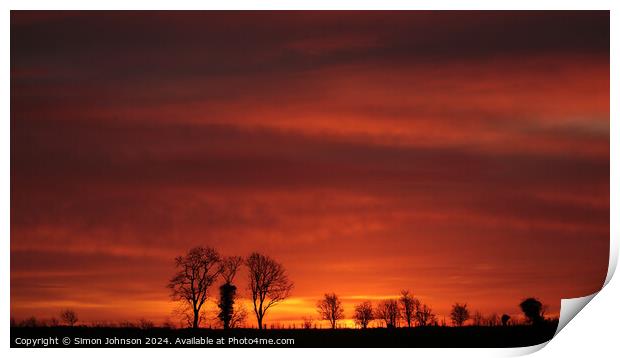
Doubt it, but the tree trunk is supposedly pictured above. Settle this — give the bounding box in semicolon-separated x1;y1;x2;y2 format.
257;315;263;330
193;309;199;329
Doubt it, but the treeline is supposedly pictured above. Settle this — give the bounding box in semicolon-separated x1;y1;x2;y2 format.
11;309;79;328
168;245;553;330
314;291;553;329
10;308;176;329
10;313;171;330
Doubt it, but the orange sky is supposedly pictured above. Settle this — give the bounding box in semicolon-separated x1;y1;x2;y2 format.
11;11;609;327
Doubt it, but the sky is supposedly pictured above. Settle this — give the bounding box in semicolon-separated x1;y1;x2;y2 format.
11;11;609;327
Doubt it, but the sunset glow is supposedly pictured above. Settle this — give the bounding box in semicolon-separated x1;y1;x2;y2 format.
11;11;609;328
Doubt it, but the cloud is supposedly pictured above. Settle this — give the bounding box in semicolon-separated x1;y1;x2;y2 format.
10;11;609;324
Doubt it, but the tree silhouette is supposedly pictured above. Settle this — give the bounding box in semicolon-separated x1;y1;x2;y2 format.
414;303;436;327
138;318;154;330
246;252;293;329
168;246;222;328
519;297;545;325
317;293;345;329
376;299;400;328
302;316;314;329
450;303;470;327
399;290;419;328
353;301;374;329
60;309;78;327
217;256;243;329
501;313;511;326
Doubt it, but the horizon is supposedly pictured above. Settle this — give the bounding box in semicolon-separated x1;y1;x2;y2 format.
10;291;560;329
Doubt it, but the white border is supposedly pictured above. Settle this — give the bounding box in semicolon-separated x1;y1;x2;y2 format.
3;1;617;357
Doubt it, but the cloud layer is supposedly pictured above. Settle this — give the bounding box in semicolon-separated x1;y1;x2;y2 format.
11;11;609;325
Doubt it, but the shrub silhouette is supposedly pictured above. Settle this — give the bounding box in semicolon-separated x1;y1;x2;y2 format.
519;297;545;325
138;318;154;330
487;313;500;326
60;309;78;327
228;303;248;328
302;316;314;329
501;314;511;326
20;316;39;328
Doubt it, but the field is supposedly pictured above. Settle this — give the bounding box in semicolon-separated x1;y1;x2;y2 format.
11;323;558;348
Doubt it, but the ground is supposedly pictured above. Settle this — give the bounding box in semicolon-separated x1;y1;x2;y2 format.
11;323;558;348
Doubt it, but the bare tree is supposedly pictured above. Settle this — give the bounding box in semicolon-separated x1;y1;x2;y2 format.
353;301;374;329
168;246;222;328
376;299;400;328
316;293;345;329
220;255;243;284
450;303;470;327
246;252;294;329
218;256;243;329
60;309;78;327
399;290;419;328
414;303;436;327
